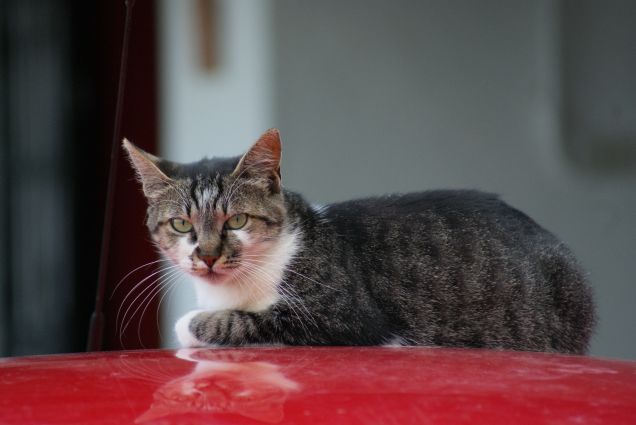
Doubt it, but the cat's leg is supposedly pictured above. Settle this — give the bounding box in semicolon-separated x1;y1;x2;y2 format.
175;309;284;347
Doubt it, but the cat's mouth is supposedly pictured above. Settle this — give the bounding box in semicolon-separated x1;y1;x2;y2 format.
191;266;233;282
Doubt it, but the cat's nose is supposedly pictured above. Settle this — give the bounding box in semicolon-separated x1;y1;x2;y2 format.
199;255;219;268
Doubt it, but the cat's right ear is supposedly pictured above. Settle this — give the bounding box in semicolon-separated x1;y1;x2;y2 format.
122;138;172;199
232;129;282;194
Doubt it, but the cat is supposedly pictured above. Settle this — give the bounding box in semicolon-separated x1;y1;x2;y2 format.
123;129;595;354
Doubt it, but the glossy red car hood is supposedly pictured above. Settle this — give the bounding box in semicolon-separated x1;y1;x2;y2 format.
0;347;634;424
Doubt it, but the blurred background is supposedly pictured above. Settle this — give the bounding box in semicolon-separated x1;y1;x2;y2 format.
1;0;634;359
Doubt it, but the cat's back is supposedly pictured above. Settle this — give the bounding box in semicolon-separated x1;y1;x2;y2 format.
316;189;572;272
322;189;545;242
326;189;503;214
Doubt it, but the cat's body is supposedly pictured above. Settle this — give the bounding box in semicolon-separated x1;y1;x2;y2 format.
124;129;595;354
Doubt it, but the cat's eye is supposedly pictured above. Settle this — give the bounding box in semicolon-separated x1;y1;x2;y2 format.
170;218;193;233
226;213;248;230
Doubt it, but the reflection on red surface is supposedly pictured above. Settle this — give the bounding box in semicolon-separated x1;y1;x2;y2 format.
136;349;298;424
0;347;635;424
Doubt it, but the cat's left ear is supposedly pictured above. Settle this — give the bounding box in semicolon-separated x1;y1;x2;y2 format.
122;138;173;199
232;128;282;194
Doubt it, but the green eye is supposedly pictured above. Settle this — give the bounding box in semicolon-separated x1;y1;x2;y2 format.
226;213;248;230
170;218;193;233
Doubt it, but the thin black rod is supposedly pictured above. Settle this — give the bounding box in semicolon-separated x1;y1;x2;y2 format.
87;0;136;352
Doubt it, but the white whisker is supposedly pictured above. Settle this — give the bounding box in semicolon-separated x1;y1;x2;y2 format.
110;258;170;299
243;257;343;293
115;264;181;335
154;274;186;345
118;267;182;342
115;264;181;331
136;270;185;348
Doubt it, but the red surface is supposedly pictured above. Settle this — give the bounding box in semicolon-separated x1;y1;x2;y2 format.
0;347;634;424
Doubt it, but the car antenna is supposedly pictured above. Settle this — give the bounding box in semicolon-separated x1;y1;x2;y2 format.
87;0;137;351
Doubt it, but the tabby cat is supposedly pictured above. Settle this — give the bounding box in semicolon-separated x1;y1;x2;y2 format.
123;129;595;353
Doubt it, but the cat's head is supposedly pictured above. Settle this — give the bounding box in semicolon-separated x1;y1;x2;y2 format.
123;129;291;287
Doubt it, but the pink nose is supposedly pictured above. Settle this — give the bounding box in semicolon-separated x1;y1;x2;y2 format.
199;255;218;268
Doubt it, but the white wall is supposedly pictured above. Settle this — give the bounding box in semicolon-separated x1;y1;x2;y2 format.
274;0;636;359
157;0;636;359
158;0;273;346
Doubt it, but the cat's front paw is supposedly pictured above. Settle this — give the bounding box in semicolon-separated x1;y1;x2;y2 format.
175;310;207;348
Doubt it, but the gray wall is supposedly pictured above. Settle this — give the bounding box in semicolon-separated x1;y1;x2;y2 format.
274;0;636;359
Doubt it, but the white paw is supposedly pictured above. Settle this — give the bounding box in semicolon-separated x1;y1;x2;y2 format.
175;310;207;348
